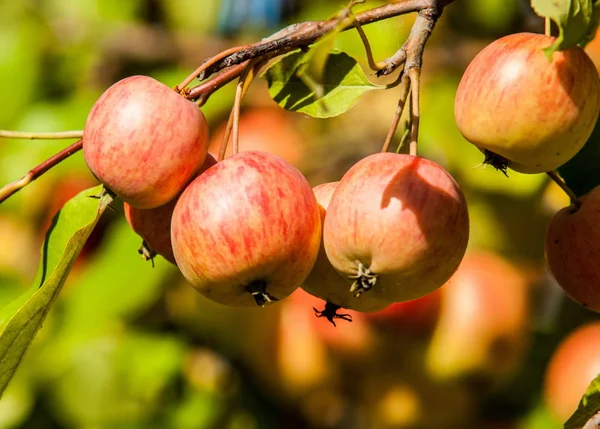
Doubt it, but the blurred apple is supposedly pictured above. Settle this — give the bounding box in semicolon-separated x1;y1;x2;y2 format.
426;251;531;383
544;322;600;422
365;288;442;336
208;106;306;167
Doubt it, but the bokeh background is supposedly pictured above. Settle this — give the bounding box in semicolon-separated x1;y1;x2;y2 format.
0;0;599;428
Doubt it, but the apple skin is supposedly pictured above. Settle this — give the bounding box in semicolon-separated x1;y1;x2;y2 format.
544;322;600;422
302;181;391;313
545;185;600;312
83;75;209;209
171;151;321;307
208;107;306;167
323;153;469;303
426;251;530;382
124;154;217;265
455;32;600;174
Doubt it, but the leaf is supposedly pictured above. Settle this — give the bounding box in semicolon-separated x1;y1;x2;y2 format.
262;49;382;118
0;185;113;397
531;0;600;54
558;116;600;197
565;374;600;428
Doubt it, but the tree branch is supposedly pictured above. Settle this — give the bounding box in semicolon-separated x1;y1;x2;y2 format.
188;0;456;101
0;140;84;204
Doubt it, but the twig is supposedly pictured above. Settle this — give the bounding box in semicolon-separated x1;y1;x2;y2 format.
381;73;410;153
547;170;582;211
0;130;83;140
187;0;455;101
0;140;84;204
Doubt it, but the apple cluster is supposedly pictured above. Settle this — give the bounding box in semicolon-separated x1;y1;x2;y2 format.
455;32;600;313
82;75;470;316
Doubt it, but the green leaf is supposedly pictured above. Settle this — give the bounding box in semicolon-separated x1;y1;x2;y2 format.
262;49;381;118
565;374;600;428
0;185;112;397
531;0;600;54
558;116;600;197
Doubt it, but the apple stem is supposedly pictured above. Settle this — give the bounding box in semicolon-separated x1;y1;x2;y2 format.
186;0;454;104
0;130;83;140
0;139;83;204
381;73;411;153
313;302;353;327
547;170;582;211
408;67;421;156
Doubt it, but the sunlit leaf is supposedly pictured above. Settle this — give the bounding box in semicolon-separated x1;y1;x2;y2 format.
531;0;600;54
262;49;382;118
0;185;112;397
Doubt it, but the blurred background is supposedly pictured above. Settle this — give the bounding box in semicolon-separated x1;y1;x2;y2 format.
0;0;599;428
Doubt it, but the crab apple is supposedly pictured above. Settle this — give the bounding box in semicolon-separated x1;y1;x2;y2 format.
544;322;600;422
83;75;209;209
171;151;321;307
323;153;469;303
365;288;442;336
545;185;600;311
426;252;530;382
124;154;217;265
455;32;600;174
302;181;391;315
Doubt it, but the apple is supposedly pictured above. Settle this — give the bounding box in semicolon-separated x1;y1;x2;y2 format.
455;32;600;174
426;251;530;382
545;185;600;312
365;288;442;336
544;322;600;422
208;106;306;167
323;153;469;303
83;75;209;209
123;154;217;265
170;151;321;307
302;181;391;315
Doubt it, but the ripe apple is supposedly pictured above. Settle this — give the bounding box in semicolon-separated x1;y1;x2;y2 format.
208;106;306;166
544;322;600;422
83;75;209;209
302;181;391;314
455;32;600;174
323;153;469;303
365;288;442;336
426;251;530;382
123;154;217;265
545;185;600;312
171;151;321;307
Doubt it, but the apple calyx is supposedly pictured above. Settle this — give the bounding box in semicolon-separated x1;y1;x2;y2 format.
137;240;157;267
313;301;353;327
246;279;280;307
482;150;509;177
348;260;378;296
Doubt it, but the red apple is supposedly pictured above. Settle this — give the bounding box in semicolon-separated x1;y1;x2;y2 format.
302;181;391;314
170;151;321;307
323;153;469;303
208;107;306;167
455;33;600;173
545;185;600;312
365;288;442;336
83;75;209;209
123;154;217;265
544;322;600;422
426;251;530;382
